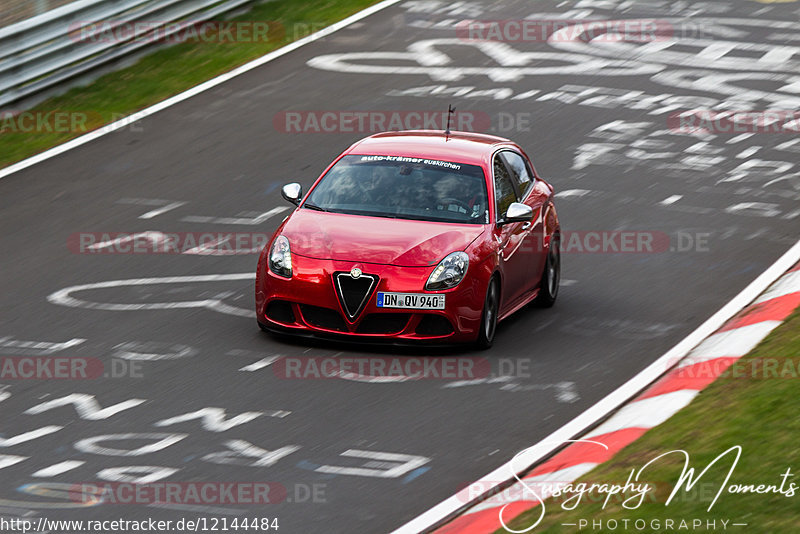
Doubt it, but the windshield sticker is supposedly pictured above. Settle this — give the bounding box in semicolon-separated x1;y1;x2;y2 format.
359;155;462;171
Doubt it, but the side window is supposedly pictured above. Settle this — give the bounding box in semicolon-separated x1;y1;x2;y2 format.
493;155;517;219
501;151;533;197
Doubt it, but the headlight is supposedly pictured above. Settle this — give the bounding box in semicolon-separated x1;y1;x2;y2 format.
269;235;292;278
426;251;469;290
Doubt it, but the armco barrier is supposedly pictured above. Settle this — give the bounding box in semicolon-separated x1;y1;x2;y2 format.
0;0;257;107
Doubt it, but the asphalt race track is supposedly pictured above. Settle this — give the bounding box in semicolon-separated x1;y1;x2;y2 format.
1;0;799;532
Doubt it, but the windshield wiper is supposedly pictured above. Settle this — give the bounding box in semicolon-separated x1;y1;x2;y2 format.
303;202;328;212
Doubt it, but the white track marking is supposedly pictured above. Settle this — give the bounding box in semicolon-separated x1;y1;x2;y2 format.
74;433;188;457
117;198;172;206
97;466;178;484
316;450;430;478
754;270;800;303
555;189;593;198
139;201;186;219
308;39;663;82
0;455;27;470
239;356;281;372
47;273;254;316
0;337;85;355
784;210;800;220
443;376;515;388
584;390;699;439
390;238;800;534
25;394;146;420
727;133;754;144
181;207;288;225
32;461;85;478
0;426;63;447
0;0;406;181
736;146;761;159
659;195;682;206
155;408;267;432
202;440;301;468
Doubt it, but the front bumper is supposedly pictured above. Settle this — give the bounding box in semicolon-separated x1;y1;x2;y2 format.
255;254;485;343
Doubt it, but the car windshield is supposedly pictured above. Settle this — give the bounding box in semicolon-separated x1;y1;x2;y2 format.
304;155;489;224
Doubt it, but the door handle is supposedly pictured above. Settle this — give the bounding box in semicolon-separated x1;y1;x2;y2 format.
522;222;532;231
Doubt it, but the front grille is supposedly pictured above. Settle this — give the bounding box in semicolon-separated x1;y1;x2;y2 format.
334;272;378;320
299;304;348;332
266;300;296;324
415;315;455;337
356;313;411;334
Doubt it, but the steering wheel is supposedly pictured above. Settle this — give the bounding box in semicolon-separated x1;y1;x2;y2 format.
438;197;471;213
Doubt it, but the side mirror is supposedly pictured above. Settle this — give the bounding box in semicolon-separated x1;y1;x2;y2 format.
281;183;302;206
501;202;533;225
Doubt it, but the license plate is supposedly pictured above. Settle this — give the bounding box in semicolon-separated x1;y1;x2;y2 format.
376;292;445;310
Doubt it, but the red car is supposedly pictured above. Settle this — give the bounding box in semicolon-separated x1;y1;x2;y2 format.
255;130;560;348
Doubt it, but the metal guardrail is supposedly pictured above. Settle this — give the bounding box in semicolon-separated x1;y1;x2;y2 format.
0;0;256;108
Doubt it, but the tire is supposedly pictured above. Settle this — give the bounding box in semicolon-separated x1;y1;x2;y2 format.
476;277;500;349
534;234;560;308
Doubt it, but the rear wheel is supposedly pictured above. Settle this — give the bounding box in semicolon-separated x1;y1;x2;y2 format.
535;235;560;308
476;277;500;349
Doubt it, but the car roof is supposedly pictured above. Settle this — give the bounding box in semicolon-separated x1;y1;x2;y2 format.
344;130;516;166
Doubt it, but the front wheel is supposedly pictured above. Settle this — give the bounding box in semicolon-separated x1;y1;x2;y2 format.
534;235;560;308
476;277;500;349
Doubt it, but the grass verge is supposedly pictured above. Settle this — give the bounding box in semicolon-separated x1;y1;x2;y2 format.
0;0;380;169
499;308;800;533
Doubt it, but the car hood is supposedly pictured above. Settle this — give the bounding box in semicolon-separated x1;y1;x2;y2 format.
282;209;485;267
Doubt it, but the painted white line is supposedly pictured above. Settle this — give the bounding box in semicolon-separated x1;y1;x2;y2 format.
239;356;281;372
555;189;593;198
735;146;761;159
0;455;27;470
47;273;255;316
0;426;63;447
584;390;699;439
139;201;186;219
677;321;783;368
726;133;754;144
659;195;682;206
443;376;515;388
390;238;800;534
0;337;85;355
117;198;172;206
32;461;85;478
0;0;405;181
754;270;800;304
181;207;289;225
